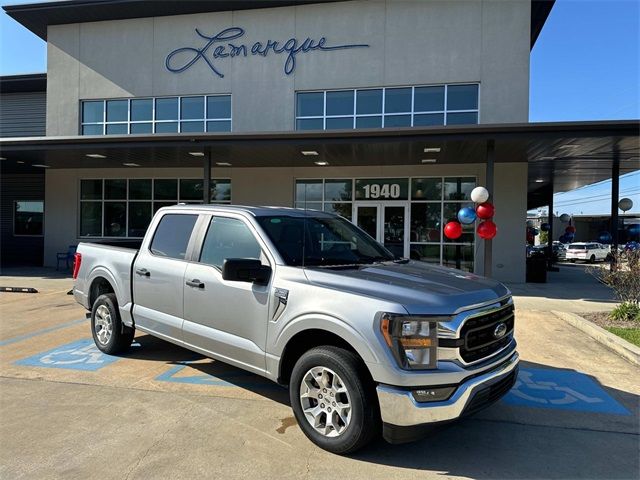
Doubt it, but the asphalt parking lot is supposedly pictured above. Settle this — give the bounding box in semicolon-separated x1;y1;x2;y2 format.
1;269;639;480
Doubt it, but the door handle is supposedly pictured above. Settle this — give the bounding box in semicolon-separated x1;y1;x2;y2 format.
135;268;150;277
186;279;205;289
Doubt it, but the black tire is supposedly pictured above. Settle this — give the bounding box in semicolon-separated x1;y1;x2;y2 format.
589;255;596;264
289;346;380;455
91;293;135;355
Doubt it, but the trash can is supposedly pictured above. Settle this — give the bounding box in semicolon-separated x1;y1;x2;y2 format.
526;252;547;283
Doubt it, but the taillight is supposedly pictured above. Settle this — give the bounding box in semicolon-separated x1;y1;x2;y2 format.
72;253;82;279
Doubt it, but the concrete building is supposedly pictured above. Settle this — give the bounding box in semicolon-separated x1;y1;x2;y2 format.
1;0;638;282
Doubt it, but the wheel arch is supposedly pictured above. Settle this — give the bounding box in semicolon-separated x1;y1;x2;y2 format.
276;325;378;386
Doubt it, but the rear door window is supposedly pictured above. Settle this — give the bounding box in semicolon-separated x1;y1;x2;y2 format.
199;216;262;269
149;214;198;259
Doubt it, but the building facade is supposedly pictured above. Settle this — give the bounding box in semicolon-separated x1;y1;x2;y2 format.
2;0;552;282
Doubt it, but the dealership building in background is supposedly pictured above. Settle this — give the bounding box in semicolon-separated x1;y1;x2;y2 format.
1;0;638;283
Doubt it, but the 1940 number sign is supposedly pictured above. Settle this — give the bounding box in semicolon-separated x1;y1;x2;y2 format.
362;183;401;199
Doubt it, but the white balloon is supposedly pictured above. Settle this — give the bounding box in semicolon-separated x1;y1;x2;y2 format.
471;186;489;203
559;214;571;222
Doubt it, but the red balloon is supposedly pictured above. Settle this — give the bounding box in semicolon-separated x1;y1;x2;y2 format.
444;221;463;240
565;226;576;234
478;220;497;239
476;202;495;219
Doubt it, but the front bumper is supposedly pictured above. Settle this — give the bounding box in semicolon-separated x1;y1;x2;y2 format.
377;351;519;442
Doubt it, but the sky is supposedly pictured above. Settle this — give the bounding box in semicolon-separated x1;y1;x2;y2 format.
0;0;638;215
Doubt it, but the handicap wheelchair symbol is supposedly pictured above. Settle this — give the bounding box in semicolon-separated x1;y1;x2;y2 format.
503;367;630;415
15;338;120;371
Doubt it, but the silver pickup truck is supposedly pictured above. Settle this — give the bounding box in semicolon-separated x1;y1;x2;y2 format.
73;205;518;454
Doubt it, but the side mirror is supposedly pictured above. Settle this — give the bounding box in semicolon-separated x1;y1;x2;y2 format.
222;258;271;285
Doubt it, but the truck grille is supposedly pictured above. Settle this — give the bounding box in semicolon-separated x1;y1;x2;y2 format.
459;304;515;363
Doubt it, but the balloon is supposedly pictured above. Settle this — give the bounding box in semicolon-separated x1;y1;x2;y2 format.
477;220;497;239
526;220;535;227
530;228;539;236
566;232;575;240
598;231;612;244
444;221;463;240
541;223;550;232
457;206;477;225
476;202;495;219
565;226;576;234
470;186;489;203
618;198;633;212
559;214;571;222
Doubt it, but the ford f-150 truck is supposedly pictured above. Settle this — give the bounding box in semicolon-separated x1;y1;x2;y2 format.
73;205;518;454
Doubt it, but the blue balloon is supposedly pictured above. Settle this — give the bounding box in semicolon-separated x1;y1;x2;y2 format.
457;206;477;225
541;223;551;232
531;228;539;236
598;231;612;244
566;232;575;240
559;234;569;243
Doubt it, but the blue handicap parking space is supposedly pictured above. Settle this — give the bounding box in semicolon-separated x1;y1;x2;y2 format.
15;338;120;371
503;367;630;415
156;362;278;389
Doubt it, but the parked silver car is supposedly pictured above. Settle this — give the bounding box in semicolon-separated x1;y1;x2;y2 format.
72;206;518;454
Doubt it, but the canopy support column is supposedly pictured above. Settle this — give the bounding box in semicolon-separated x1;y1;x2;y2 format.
484;140;495;278
610;147;620;269
203;151;211;204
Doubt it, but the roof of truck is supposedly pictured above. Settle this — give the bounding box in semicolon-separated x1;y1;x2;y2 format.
163;204;335;218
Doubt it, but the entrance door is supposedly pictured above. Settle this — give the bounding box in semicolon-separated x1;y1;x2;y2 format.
354;202;408;258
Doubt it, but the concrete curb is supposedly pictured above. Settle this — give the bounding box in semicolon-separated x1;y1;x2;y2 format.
552;310;640;366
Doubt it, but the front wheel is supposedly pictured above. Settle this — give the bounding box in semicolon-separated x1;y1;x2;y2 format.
289;346;380;454
91;293;135;355
589;255;596;263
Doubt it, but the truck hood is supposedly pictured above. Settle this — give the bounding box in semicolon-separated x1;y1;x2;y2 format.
303;261;509;315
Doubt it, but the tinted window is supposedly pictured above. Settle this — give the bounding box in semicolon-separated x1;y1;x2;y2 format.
150;214;197;259
200;217;262;268
14;201;43;236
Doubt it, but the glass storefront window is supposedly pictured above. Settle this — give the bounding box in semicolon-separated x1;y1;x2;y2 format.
131;99;152;121
444;177;476;201
384;87;412;113
326;90;354;116
106;100;128;122
296;180;323;203
447;84;479;111
79;178;230;238
296;176;475;271
356;89;382;115
83;101;104;124
414;86;444;112
14;201;43;236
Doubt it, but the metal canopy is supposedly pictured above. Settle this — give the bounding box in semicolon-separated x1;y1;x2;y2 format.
1;120;638;202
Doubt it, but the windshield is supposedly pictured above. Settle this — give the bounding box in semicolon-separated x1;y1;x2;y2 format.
255;215;396;267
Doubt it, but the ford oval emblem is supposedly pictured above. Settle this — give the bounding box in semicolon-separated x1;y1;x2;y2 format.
494;322;508;338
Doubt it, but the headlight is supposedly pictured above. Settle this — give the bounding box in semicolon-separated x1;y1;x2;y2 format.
380;313;448;370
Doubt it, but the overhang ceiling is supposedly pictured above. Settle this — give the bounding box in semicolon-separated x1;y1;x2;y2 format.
1;121;638;204
4;0;554;48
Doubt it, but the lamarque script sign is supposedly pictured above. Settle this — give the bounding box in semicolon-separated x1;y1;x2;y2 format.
165;27;369;78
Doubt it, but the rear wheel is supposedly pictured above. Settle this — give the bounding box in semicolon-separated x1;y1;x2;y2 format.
589;254;596;263
289;346;380;454
91;293;135;354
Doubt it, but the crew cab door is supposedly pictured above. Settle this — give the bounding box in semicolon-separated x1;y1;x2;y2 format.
132;213;199;343
182;214;272;374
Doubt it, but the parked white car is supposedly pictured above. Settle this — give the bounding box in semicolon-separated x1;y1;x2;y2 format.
565;242;610;263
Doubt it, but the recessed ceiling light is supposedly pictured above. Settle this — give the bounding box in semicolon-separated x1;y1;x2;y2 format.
123;163;140;167
86;153;106;159
189;151;205;157
216;162;232;166
17;161;25;164
539;156;556;160
302;151;319;156
33;164;50;168
0;157;6;160
314;161;329;166
559;144;581;149
535;179;544;183
421;158;437;163
424;147;441;153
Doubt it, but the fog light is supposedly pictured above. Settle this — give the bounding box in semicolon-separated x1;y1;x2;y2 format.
412;386;456;403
